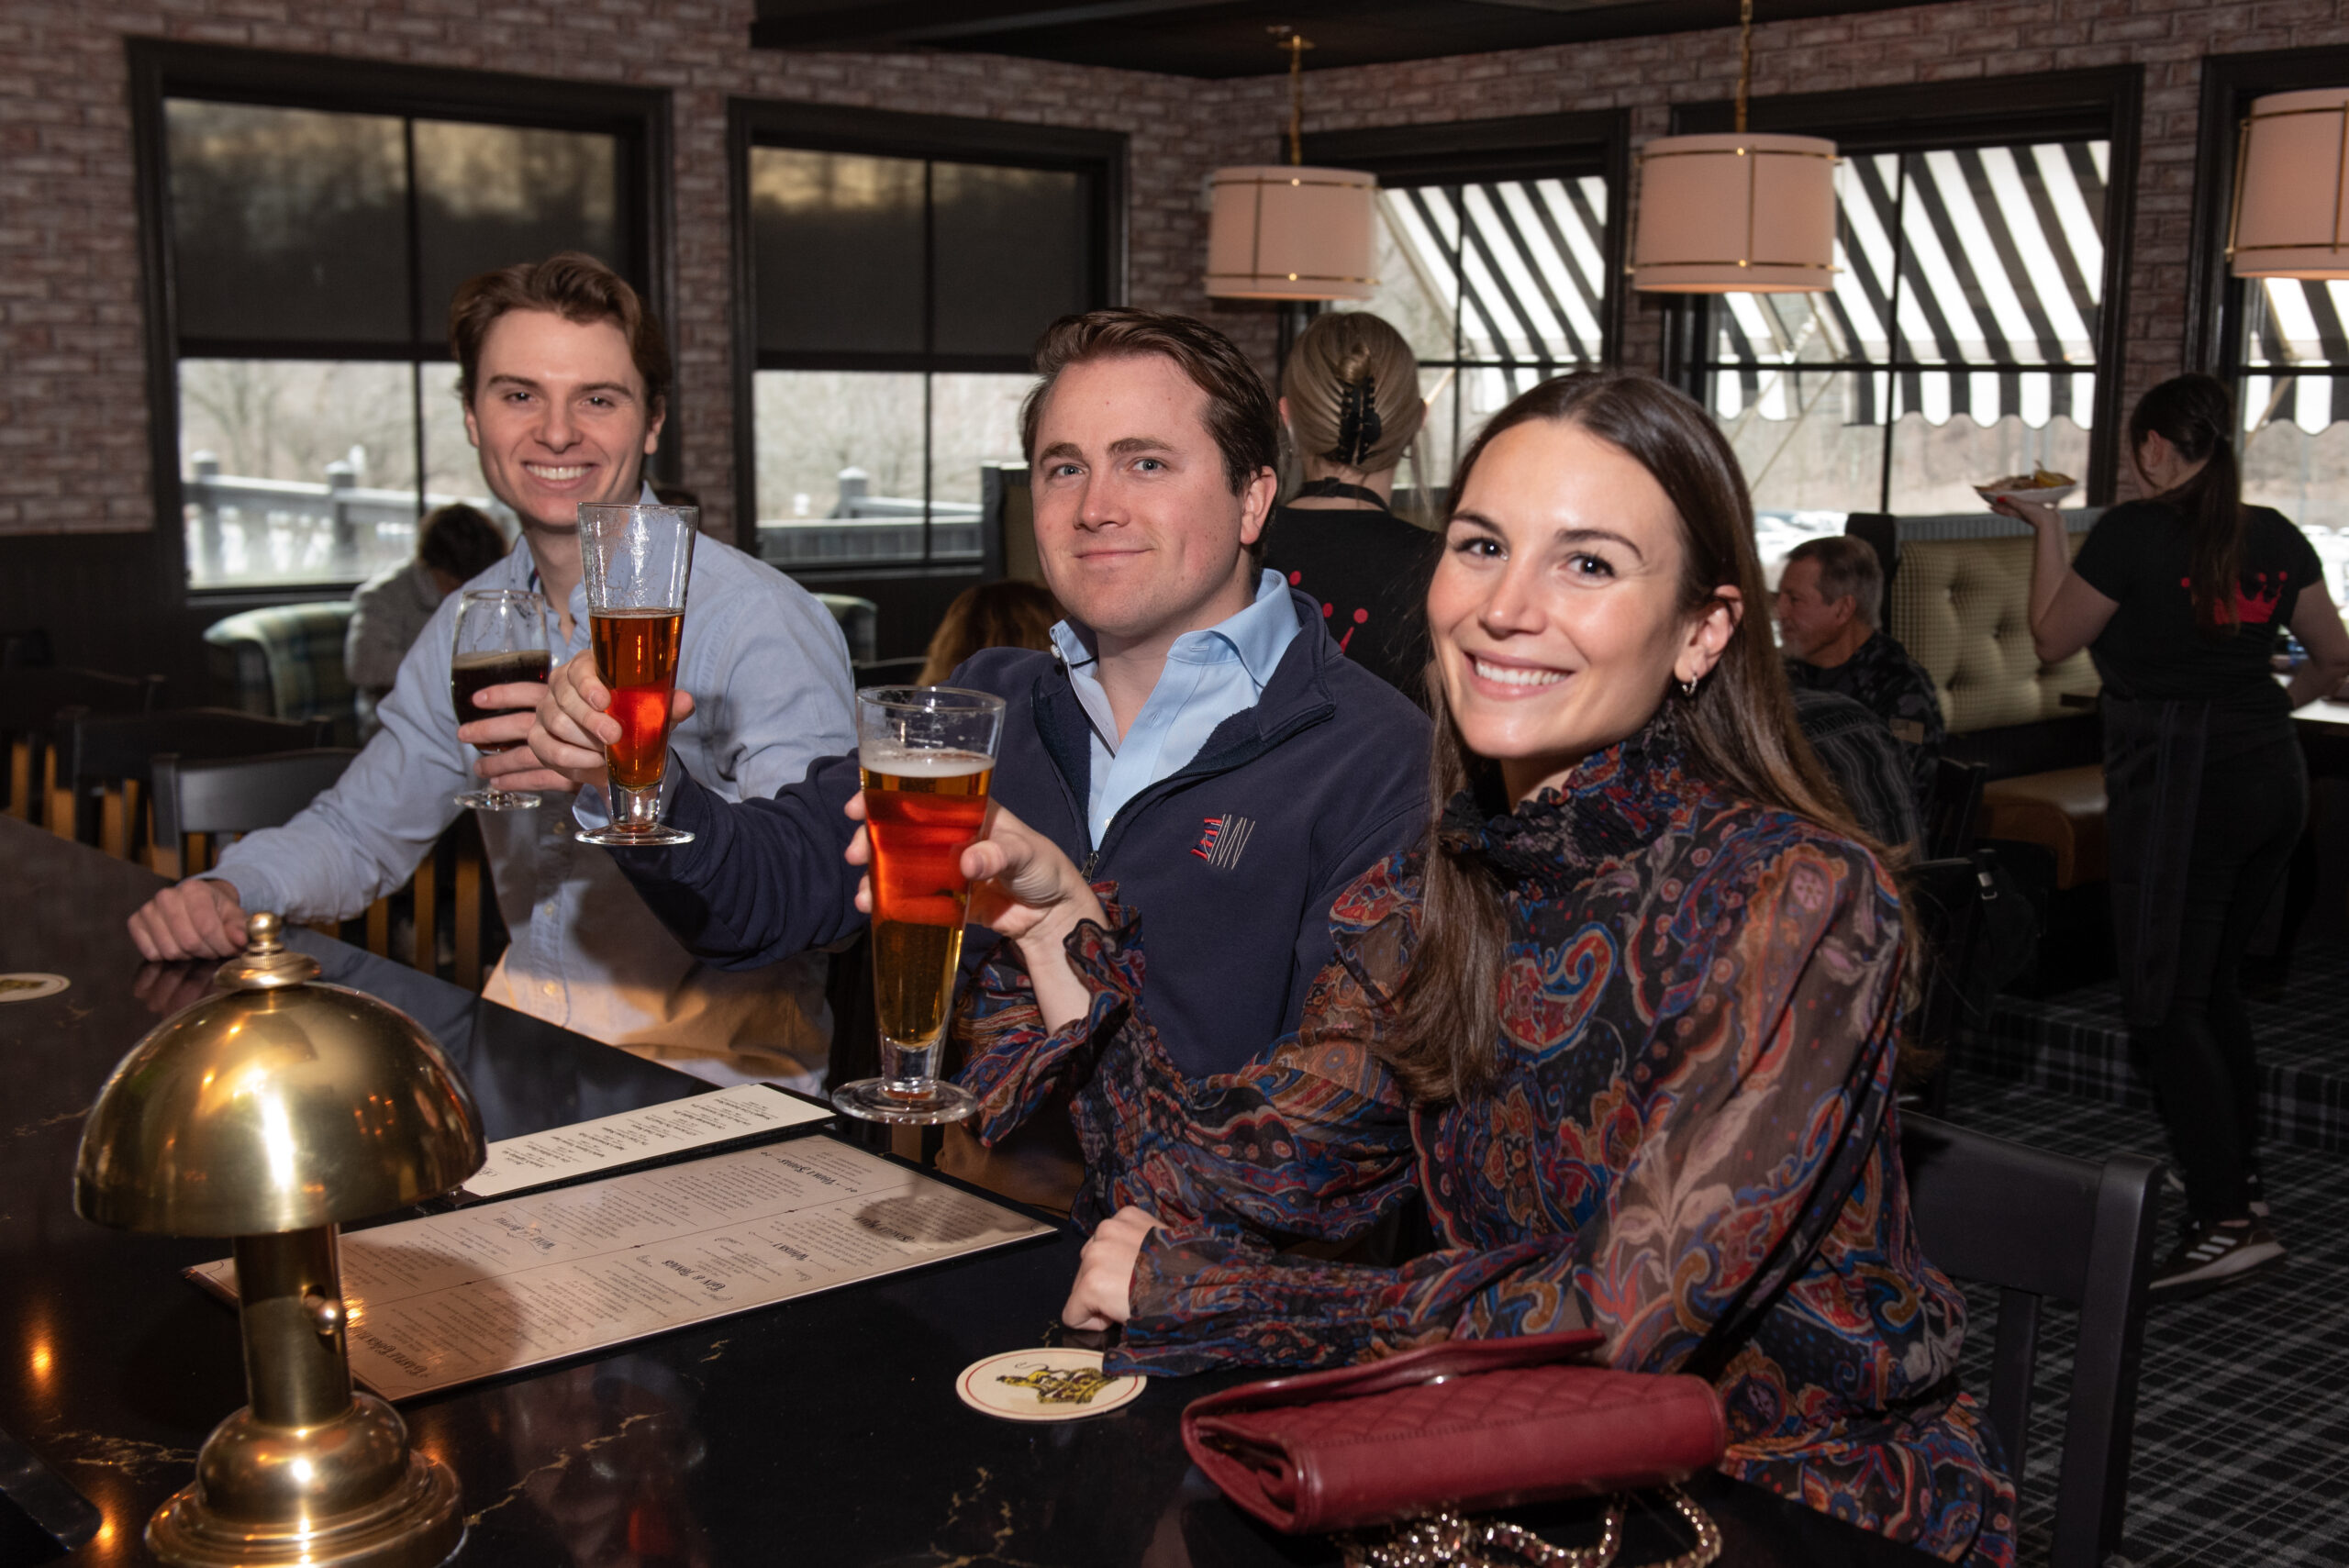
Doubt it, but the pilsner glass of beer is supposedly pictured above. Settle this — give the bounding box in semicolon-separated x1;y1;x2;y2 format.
576;503;696;847
830;685;1008;1125
451;588;555;812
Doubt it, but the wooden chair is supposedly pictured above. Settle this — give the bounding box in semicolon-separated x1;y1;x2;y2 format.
1901;854;1989;1118
1900;1114;2160;1568
1923;755;1988;862
150;749;493;989
59;707;329;862
0;667;162;827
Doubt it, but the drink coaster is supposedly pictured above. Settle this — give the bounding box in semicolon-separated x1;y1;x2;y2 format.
955;1348;1144;1422
0;973;68;1004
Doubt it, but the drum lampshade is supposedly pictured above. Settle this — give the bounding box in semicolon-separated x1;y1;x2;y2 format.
1204;165;1377;301
1631;132;1840;294
2232;88;2349;279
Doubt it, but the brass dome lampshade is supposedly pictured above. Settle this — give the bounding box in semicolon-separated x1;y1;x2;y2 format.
1630;0;1839;293
75;913;485;1568
1204;28;1378;302
2230;87;2349;279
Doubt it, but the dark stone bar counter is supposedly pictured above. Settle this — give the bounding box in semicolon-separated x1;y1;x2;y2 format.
0;817;1932;1566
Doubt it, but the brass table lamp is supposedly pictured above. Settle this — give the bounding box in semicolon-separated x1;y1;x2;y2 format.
75;913;486;1567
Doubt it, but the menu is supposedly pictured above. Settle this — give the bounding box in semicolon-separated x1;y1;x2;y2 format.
456;1083;830;1200
188;1136;1053;1400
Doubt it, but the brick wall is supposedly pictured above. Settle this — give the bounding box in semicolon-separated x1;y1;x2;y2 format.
4;0;2347;547
0;0;1271;542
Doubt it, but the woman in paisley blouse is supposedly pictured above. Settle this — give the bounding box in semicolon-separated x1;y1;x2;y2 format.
926;372;2013;1564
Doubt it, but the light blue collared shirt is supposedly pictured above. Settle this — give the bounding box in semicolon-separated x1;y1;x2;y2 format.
1051;568;1302;848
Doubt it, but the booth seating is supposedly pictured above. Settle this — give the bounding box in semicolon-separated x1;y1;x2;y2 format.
1854;510;2110;890
204;602;360;746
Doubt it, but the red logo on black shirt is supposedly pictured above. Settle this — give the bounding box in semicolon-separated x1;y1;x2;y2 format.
2179;569;2288;625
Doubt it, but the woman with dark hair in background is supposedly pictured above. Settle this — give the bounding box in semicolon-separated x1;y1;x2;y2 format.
1263;310;1442;702
2000;373;2349;1296
347;501;509;737
916;580;1060;686
947;372;2012;1564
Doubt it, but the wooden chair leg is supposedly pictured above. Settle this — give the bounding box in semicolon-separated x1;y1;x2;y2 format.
454;840;483;993
366;897;391;958
99;784;129;861
411;852;438;976
186;832;211;877
43;751;72;841
6;739;28;821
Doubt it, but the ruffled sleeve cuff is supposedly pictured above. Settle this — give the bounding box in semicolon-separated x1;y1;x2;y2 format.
959;898;1145;1146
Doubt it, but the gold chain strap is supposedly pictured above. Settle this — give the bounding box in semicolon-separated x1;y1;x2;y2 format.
1338;1487;1721;1568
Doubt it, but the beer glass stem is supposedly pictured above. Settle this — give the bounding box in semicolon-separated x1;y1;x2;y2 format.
609;780;663;832
878;1038;945;1092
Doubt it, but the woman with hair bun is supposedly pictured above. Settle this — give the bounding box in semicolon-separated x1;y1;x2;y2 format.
2000;373;2349;1296
1264;310;1442;702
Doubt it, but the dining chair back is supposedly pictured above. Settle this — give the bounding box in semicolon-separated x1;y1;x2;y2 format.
0;667;163;827
1900;1113;2159;1568
1925;756;1989;861
60;707;329;860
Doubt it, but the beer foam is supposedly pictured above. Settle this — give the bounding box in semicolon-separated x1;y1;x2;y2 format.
858;746;994;777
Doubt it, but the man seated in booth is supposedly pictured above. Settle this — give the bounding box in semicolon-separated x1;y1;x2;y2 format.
1776;534;1945;811
528;308;1431;1197
128;253;855;1089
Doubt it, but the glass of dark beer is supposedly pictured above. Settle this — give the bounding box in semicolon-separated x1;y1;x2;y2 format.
830;685;1007;1125
451;588;555;811
575;504;697;846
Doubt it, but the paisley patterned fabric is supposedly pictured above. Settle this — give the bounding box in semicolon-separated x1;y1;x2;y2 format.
954;719;2014;1566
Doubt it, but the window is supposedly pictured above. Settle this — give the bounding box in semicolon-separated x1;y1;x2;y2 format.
1308;114;1628;495
1667;72;2139;569
2190;46;2349;600
730;104;1123;570
131;44;669;594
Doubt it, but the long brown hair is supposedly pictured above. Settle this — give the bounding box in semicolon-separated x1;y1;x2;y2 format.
917;580;1060;685
2129;373;2246;633
1382;372;1874;1103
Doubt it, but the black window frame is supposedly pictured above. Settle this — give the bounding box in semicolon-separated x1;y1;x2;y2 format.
1665;67;2143;508
727;99;1125;569
128;39;674;609
1303;109;1632;378
2186;45;2349;390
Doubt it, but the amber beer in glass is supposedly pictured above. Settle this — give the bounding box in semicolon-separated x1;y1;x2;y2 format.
831;686;1008;1125
576;504;696;847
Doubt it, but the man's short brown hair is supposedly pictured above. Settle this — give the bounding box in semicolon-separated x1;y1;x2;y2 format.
1785;534;1884;629
1019;308;1277;496
449;252;672;414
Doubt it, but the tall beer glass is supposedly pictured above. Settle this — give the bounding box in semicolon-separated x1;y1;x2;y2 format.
451;588;554;812
576;503;696;847
832;685;1007;1125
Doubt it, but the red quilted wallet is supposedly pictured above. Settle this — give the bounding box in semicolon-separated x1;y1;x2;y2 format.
1179;1329;1728;1534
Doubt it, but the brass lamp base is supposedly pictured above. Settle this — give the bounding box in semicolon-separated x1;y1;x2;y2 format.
147;1395;463;1568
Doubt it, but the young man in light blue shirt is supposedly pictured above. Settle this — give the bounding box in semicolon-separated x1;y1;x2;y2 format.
128;254;855;1087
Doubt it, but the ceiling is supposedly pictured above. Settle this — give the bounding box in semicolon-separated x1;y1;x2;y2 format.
750;1;1936;78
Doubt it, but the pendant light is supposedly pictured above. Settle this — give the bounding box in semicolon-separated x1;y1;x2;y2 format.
1631;0;1838;293
2230;88;2349;279
1204;28;1378;301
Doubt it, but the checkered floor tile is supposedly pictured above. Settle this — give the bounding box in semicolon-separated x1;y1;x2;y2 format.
1939;1069;2349;1567
1968;944;2349;1152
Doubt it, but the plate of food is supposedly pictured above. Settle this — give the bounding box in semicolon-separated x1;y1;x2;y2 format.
1975;467;2076;507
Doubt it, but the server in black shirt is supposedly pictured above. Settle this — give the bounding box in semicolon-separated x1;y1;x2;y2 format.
1262;310;1442;705
2001;373;2349;1296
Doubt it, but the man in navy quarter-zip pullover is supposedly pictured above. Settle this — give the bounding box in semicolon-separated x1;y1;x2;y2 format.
524;310;1431;1172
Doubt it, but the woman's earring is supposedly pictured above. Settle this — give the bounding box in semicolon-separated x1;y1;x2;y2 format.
1678;675;1698;699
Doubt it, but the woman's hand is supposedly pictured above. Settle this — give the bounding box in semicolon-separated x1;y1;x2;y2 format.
1062;1206;1160;1330
1990;494;2064;533
844;795;1108;1030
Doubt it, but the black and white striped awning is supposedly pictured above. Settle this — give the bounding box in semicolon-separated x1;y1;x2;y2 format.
2243;278;2349;435
1711;141;2108;428
1378;177;1611;368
